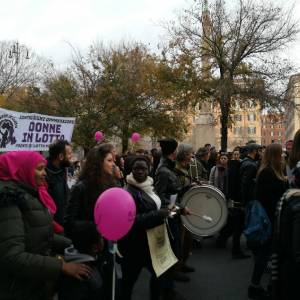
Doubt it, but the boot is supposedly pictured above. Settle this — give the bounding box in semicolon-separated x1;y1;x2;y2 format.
172;271;190;282
248;285;271;300
161;289;187;300
181;264;195;273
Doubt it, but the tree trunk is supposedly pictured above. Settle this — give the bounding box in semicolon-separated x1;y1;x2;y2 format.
122;137;129;154
121;125;130;153
220;96;230;151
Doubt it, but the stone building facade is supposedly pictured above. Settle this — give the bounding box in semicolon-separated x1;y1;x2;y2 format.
261;114;286;146
215;102;262;151
285;74;300;141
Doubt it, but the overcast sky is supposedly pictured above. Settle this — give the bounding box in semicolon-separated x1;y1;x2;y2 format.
1;0;300;70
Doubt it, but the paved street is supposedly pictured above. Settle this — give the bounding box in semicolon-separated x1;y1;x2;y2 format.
132;237;265;300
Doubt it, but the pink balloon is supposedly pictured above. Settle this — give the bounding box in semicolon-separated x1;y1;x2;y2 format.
95;131;104;142
131;132;141;142
94;188;136;241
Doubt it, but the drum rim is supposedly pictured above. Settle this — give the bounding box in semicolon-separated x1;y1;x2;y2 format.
180;184;228;237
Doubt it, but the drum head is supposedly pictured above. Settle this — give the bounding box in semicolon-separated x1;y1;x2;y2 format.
180;185;228;237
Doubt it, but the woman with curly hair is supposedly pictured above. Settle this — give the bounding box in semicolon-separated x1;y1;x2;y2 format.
63;143;117;300
65;143;116;237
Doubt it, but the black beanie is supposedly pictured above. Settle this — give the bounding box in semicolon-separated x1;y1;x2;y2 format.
158;138;178;156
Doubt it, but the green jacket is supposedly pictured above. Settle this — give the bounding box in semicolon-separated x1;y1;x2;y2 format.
0;180;66;300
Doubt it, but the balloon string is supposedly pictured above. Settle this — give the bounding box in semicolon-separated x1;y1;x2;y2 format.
112;242;117;300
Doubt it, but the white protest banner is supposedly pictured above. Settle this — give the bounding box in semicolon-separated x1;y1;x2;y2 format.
0;108;75;151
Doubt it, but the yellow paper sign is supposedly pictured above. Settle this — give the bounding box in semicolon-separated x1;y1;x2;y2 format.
147;223;178;277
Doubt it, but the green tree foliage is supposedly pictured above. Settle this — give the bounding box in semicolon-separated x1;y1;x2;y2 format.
3;42;188;152
70;42;188;151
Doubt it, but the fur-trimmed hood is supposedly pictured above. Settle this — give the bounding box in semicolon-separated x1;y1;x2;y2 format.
0;181;30;208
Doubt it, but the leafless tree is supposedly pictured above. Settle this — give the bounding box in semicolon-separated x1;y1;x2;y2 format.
166;0;299;150
0;40;48;99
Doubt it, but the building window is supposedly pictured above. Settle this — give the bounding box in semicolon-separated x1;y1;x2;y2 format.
248;127;256;135
271;131;274;136
248;112;256;122
234;115;242;122
278;132;282;137
234;127;242;135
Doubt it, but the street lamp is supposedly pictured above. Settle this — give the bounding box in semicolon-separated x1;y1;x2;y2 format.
9;41;30;64
8;41;30;84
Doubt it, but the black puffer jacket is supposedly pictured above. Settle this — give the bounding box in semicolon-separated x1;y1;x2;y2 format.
154;157;182;207
0;180;67;300
118;184;165;259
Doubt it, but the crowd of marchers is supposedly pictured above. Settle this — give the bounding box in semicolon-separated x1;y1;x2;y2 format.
1;131;300;300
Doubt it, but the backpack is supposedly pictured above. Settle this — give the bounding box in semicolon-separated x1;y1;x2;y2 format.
243;200;272;244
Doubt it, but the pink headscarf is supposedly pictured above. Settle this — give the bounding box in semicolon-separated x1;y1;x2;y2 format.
0;151;61;231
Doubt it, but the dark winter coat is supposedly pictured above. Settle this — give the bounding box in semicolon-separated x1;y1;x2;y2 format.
46;161;69;226
0;180;68;300
227;160;242;202
118;184;165;260
240;156;259;205
64;180;117;300
154;157;183;258
64;180;99;242
255;167;288;226
273;191;300;300
154;157;182;207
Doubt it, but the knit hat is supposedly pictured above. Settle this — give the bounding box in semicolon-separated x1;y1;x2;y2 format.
246;143;261;151
158;138;178;156
196;147;209;158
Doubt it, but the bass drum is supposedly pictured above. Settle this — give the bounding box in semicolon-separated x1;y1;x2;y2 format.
180;184;228;237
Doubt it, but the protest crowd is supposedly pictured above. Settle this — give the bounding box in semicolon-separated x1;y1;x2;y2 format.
1;129;300;300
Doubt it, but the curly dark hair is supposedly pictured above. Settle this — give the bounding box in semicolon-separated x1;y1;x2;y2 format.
48;140;70;161
79;143;116;203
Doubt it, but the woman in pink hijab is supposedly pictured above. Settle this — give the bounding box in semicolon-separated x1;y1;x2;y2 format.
0;151;92;300
0;150;63;232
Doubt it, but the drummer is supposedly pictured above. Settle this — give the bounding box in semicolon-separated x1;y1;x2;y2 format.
190;147;210;183
174;144;195;273
155;138;190;300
